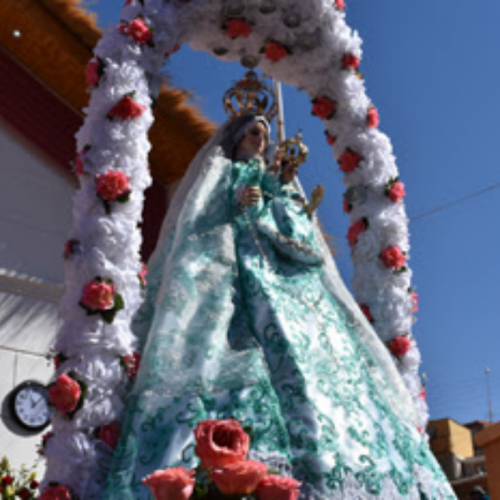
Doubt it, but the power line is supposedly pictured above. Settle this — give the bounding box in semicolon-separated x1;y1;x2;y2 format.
410;180;500;221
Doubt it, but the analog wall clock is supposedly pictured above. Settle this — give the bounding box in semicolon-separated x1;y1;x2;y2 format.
10;381;51;431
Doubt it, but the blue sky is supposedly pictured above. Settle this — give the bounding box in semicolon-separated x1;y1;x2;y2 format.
87;0;500;425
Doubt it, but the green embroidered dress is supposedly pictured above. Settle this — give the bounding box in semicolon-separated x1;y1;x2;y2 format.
103;152;455;500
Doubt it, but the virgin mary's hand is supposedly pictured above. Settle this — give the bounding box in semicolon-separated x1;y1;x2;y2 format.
241;186;262;206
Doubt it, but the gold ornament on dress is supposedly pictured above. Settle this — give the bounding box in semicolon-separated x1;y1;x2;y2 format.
223;70;278;122
278;132;309;166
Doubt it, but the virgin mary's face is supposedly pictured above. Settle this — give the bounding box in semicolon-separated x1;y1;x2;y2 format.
236;121;268;158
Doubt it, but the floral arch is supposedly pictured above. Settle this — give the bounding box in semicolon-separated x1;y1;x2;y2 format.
44;0;425;496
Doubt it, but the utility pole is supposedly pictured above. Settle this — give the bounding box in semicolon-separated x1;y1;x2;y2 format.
485;367;494;423
273;80;286;144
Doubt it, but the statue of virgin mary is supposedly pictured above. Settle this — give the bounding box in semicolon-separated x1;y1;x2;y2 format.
102;74;455;499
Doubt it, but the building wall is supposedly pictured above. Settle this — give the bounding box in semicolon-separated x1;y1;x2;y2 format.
0;120;73;471
428;418;474;459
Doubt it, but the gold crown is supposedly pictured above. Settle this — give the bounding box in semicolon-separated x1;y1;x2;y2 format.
278;132;309;166
223;70;278;122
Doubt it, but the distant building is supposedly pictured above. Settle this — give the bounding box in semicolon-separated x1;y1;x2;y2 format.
475;421;500;500
464;420;493;456
427;418;489;499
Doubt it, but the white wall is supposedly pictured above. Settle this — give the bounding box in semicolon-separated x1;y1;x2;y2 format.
0;119;74;472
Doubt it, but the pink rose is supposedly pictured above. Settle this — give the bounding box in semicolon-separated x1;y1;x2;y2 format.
96;170;131;202
143;468;194;500
81;279;116;311
122;351;141;379
420;387;426;401
39;485;72;500
324;131;336;146
194;419;250;468
388;336;411;357
256;475;301;500
225;19;252;38
312;96;337;120
380;245;407;271
85;59;101;88
338;148;362;173
99;421;121;449
48;373;82;415
108;95;147;120
412;292;419;313
346;219;367;248
360;304;373;323
128;17;153;44
211;460;268;496
342;53;360;70
139;263;148;288
367;106;380;128
264;41;288;62
387;181;406;203
335;0;346;10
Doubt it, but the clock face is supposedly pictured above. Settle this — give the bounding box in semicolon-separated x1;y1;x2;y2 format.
11;382;51;431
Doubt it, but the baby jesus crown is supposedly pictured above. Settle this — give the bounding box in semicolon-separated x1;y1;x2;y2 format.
223;70;279;122
278;132;309;166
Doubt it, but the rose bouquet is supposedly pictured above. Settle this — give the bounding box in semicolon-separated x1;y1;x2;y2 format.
143;419;301;500
0;457;39;500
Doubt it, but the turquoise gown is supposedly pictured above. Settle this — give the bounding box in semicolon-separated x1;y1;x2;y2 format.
103;154;455;499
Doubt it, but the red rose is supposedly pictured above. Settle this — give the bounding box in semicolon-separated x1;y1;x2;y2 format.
30;480;39;490
325;131;336;145
360;304;373;323
312;96;337;120
346;219;367;248
53;354;63;370
99;421;121;449
2;476;13;486
39;485;72;500
338;149;362;173
108;95;147;120
19;488;31;500
256;475;301;500
85;59;101;88
194;419;250;468
412;292;419;313
164;43;180;58
211;460;268;496
121;17;153;45
48;373;82;415
64;239;79;259
343;199;351;213
225;19;252;38
367;106;380;128
342;53;360;70
81;279;116;311
387;181;406;203
142;468;194;500
122;351;141;379
335;0;345;9
95;170;131;202
388;336;411;357
264;41;288;63
380;245;407;271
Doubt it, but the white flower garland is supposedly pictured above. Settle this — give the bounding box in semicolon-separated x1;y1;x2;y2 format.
43;0;427;497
